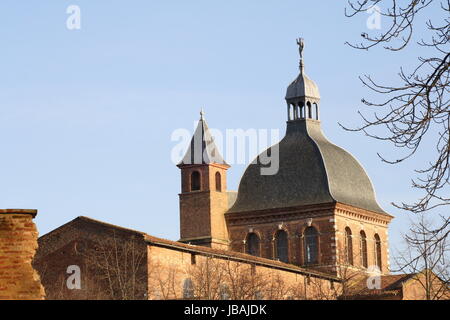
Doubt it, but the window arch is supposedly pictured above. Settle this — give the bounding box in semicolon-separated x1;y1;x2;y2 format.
183;278;194;299
360;231;368;268
307;101;312;118
299;101;305;119
287;104;293;120
275;230;289;263
345;227;353;265
374;234;382;270
215;172;222;192
304;227;318;265
246;233;260;257
191;171;201;191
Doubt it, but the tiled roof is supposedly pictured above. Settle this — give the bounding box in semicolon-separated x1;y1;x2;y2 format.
69;216;339;282
345;273;417;298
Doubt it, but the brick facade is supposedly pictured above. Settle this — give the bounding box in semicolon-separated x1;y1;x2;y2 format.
178;163;230;249
34;216;341;300
0;209;45;300
33;216;449;300
225;202;392;276
34;216;148;300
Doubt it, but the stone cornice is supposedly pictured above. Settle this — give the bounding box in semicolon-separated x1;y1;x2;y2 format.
0;209;37;218
226;202;336;226
226;202;393;227
334;202;393;226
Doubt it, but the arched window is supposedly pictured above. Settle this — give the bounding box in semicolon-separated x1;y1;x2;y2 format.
215;172;222;192
275;230;289;263
374;234;382;270
191;171;200;191
345;227;353;265
219;284;231;300
246;233;260;257
304;227;318;265
360;231;368;268
183;278;194;299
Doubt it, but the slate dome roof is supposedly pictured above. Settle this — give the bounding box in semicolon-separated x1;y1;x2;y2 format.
227;38;386;216
228;120;386;214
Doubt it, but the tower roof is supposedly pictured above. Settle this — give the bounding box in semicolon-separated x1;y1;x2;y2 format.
285;38;320;102
228;38;386;215
228;120;386;214
178;111;228;166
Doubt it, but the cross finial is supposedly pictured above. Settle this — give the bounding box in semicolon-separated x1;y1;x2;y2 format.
200;108;205;120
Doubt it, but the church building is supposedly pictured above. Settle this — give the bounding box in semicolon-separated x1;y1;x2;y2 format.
177;38;393;276
32;39;443;301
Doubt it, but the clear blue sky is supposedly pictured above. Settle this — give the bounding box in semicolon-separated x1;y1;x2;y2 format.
0;1;442;264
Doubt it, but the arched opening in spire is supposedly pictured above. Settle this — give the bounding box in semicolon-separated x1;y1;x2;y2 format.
307;101;312;119
215;172;222;192
191;171;201;191
314;103;319;120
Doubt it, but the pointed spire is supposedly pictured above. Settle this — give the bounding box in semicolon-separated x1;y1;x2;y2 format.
178;111;228;167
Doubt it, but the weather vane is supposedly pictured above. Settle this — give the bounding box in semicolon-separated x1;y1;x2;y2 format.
296;38;305;72
296;38;304;60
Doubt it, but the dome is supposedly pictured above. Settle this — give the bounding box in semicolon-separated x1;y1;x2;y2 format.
228;120;386;214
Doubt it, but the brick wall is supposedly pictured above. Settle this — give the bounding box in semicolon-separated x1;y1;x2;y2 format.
179;164;230;249
226;202;393;276
0;209;45;300
34;217;148;300
147;243;340;300
334;205;391;274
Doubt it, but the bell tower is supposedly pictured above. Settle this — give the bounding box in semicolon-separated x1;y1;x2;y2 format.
177;110;230;249
285;38;321;122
